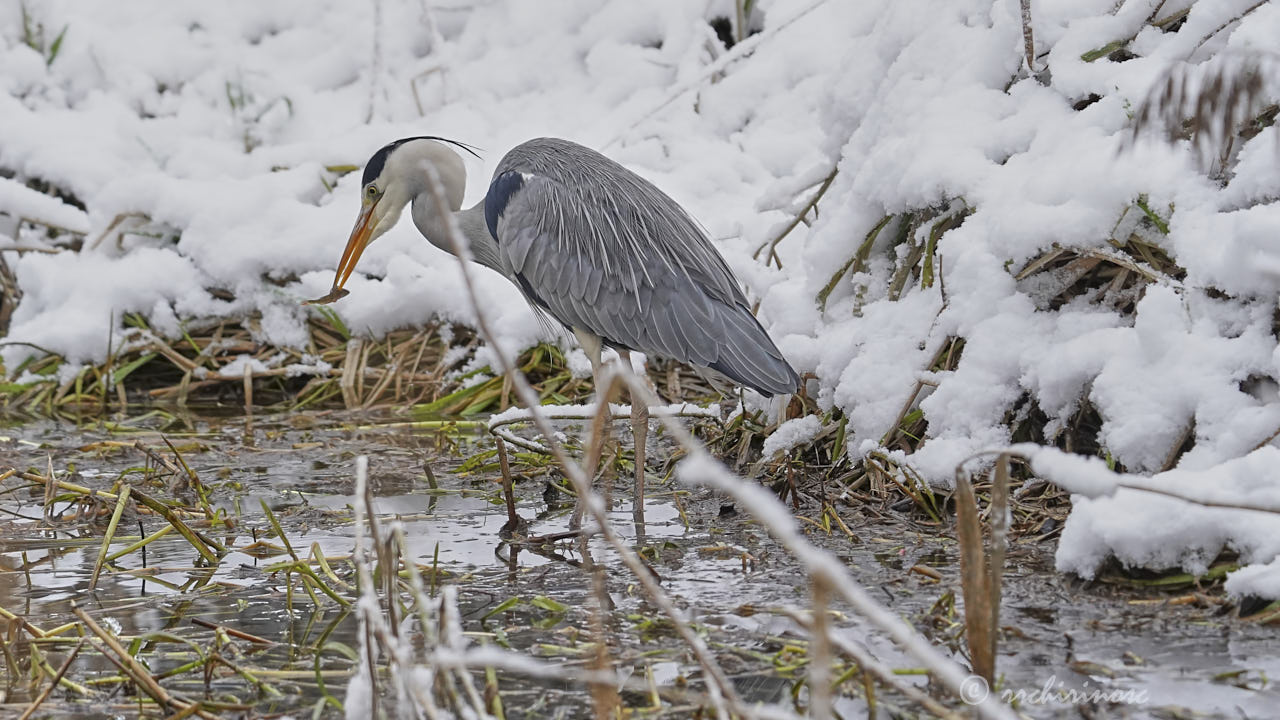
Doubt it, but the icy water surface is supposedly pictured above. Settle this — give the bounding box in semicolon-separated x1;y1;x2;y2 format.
0;408;1277;718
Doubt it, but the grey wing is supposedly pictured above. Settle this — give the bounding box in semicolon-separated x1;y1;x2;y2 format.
489;142;799;396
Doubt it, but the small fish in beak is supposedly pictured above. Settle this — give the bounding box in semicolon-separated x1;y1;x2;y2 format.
301;287;349;306
303;194;378;305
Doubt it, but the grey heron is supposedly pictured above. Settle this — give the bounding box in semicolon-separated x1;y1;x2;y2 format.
318;136;800;507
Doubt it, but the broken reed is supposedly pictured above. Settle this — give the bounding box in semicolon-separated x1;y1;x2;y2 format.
0;436;1261;719
763;185;1190;525
0;311;607;418
763;8;1278;514
0;423;798;720
0;306;743;425
0;440;371;718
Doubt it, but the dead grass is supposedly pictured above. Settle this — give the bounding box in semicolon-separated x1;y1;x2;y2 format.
0;440;354;718
1127;46;1275;177
0;310;600;419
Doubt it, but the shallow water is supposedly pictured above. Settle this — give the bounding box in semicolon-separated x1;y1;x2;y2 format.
1;408;1277;718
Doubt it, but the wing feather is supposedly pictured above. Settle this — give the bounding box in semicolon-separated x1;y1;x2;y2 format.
488;138;799;395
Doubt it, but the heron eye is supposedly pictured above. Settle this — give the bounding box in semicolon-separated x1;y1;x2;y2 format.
365;185;379;199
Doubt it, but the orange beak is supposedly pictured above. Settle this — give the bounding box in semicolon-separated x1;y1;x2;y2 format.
332;201;377;292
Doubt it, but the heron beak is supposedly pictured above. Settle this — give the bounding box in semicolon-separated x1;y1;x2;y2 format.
333;201;377;292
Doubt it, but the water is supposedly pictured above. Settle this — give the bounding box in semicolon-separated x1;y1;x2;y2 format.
1;408;1277;718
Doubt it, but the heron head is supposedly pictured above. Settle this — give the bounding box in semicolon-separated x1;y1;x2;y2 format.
331;137;471;293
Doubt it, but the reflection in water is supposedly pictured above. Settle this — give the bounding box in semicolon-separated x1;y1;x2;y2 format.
0;409;749;715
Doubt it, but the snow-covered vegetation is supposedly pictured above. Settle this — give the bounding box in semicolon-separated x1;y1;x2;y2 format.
2;0;1279;597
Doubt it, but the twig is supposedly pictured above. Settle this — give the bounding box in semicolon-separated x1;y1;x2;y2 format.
89;485;131;590
880;380;925;449
423;167;744;719
1019;0;1037;73
665;420;1016;718
494;437;525;536
808;579;833;720
73;604;215;719
189;618;274;645
954;458;996;682
603;0;830;149
988;454;1010;673
753;165;838;268
0;245;59;254
349;457;381;719
489;402;720;455
367;0;383;123
580;528;620;718
18;638;85;720
782;608;965;720
1191;1;1269;55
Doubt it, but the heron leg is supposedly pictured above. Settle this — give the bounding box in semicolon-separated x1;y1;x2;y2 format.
573;328;605;397
572;328;608;532
575;328;614;476
618;350;648;520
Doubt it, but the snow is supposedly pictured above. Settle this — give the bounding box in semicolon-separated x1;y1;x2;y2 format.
1225;557;1280;600
487;402;719;430
1052;447;1280;580
761;414;824;458
1020;444;1120;500
1022;443;1280;582
0;176;89;235
3;1;1280;594
217;353;269;379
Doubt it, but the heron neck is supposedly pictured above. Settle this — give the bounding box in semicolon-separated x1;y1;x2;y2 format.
411;197;504;274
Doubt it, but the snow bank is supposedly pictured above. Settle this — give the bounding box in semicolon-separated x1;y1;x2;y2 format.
791;0;1280;593
1027;445;1280;580
3;1;1280;594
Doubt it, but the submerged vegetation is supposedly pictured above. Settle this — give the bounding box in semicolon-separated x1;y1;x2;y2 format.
2;396;1275;718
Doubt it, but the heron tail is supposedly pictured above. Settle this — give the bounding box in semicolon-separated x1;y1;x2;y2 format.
706;305;801;397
